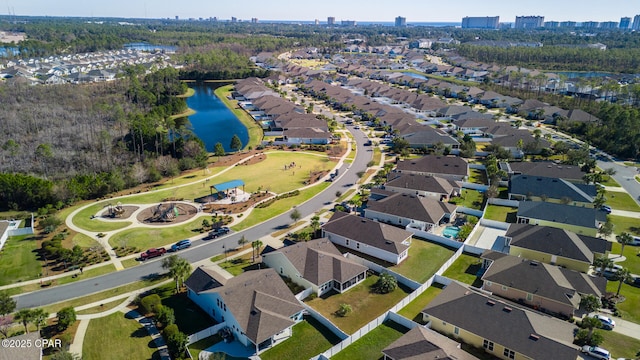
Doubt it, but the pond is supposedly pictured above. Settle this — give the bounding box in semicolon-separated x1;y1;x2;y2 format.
124;42;177;52
186;84;249;152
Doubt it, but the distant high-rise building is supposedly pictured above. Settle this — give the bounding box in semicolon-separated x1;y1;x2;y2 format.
544;21;560;28
175;15;179;20
599;21;618;29
461;16;499;29
620;17;631;29
327;16;335;25
395;16;406;27
515;16;544;28
559;21;577;27
251;18;258;23
231;17;237;22
632;15;640;30
341;20;356;26
582;21;599;28
314;19;319;25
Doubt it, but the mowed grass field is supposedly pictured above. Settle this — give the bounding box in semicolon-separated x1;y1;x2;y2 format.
0;235;42;285
108;217;203;250
82;312;159;360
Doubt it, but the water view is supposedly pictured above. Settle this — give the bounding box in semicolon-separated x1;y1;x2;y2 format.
186;84;249;152
124;42;177;52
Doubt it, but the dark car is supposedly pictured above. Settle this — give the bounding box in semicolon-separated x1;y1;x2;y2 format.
599;205;612;214
140;248;166;260
210;227;231;238
171;239;192;251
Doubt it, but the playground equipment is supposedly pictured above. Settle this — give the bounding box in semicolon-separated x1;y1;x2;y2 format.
151;203;182;222
108;202;125;218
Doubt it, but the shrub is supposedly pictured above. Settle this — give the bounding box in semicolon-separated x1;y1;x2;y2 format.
335;303;352;317
373;272;398;294
56;307;76;331
155;305;175;329
140;294;162;315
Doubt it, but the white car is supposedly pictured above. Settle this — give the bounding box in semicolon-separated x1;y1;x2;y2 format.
594;314;615;330
582;345;610;360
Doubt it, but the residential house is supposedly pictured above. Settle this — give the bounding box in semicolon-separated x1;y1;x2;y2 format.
508;175;597;207
505;223;611;272
185;267;304;354
395;155;468;181
365;192;457;233
422;282;580;360
261;238;367;296
499;161;585;183
0;332;42;360
481;251;607;317
383;173;461;201
382;326;479;360
321;212;413;264
516;201;607;236
401;127;460;150
283;128;332;145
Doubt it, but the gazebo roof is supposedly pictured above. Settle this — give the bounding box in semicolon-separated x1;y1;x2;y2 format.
211;179;245;192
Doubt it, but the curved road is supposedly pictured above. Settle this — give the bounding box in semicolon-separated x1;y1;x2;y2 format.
15;126;372;309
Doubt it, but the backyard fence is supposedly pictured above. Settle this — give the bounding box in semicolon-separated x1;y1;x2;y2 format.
344;253;421;290
187;323;227;345
487;198;520;207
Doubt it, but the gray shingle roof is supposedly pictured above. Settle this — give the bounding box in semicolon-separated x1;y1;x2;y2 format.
516;201;606;229
481;251;606;308
322;212;412;255
382;326;479;360
385;174;461;195
506;223;611;263
184;266;227;293
423;283;580;360
395;155;468;177
502;161;584;182
205;268;304;345
509;175;596;203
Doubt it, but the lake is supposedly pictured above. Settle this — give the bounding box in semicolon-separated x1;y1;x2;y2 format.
124;42;177;52
186;84;249;152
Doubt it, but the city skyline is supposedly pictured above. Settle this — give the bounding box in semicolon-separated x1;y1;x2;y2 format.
2;0;639;23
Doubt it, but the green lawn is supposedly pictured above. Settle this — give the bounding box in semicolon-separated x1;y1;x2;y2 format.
600;175;621;187
108;217;203;250
261;316;341;360
215;85;263;150
449;189;485;210
305;275;411;334
442;253;483;287
397;284;444;324
83;312;159;360
606;281;640;324
0;235;41;285
232;182;330;231
469;169;488;185
390;239;455;283
331;321;408;360
70;232;102;248
188;335;223;359
606;191;640;212
483;205;518;223
219;254;261;276
609;215;640;237
610;242;640;276
600;330;640;359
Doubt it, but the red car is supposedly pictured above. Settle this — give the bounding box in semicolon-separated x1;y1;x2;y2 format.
140;248;166;260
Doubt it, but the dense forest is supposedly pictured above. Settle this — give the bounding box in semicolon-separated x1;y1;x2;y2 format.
0;67;208;211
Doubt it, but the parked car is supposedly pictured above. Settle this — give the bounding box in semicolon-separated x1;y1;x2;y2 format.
140;248;166;260
210;227;231;238
593;314;615;330
582;345;610;360
596;264;623;279
171;239;192;251
599;205;612;214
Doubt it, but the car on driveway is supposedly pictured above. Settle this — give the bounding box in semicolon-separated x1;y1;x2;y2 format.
140;248;166;261
593;314;615;330
599;205;612;214
171;239;192;251
582;345;610;360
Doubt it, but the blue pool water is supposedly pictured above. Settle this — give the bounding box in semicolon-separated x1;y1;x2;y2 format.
443;226;460;239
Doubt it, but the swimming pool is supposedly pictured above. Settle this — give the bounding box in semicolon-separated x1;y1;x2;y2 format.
442;226;460;239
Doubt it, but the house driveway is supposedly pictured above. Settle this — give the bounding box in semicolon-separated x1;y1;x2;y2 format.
593;311;640;339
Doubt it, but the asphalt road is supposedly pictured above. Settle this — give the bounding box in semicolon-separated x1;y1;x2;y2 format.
597;159;640;205
14;126;373;309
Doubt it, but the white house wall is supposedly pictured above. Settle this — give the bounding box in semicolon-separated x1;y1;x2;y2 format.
262;252;319;295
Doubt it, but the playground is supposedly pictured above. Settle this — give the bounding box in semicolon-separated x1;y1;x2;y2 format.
97;203;139;220
135;202;198;225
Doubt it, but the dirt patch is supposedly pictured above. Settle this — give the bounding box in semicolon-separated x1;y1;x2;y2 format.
203;192;273;214
99;205;139;220
209;150;264;167
136;203;198;225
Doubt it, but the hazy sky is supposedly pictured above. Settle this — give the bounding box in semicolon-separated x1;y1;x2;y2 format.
3;0;638;23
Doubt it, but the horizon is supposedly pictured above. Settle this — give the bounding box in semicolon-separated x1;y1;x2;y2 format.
2;0;639;23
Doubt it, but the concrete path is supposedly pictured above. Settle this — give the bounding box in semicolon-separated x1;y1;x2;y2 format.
610;209;640;219
124;308;171;360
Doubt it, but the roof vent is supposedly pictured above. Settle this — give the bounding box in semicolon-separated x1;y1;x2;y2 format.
503;306;512;313
486;300;495;306
529;333;540;341
530;261;538;266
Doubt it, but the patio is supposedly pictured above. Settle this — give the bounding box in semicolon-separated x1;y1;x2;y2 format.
200;339;256;360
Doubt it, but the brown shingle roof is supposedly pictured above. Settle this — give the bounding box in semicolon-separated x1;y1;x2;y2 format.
322;212;412;255
395;155;468;177
367;193;457;225
382;326;479;360
385;173;460;195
